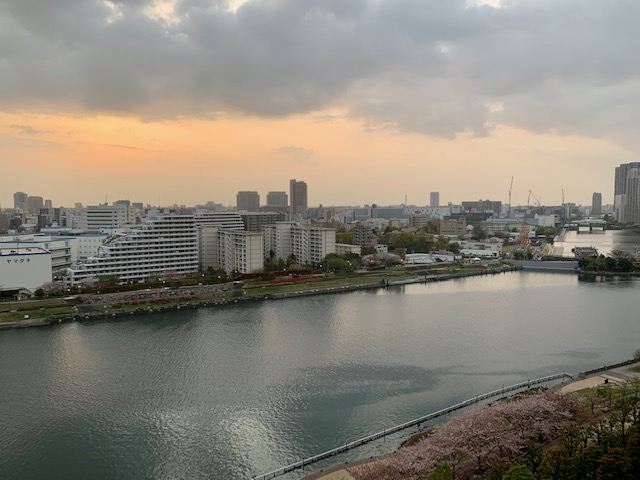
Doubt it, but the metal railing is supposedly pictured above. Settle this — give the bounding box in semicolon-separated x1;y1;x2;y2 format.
252;372;574;480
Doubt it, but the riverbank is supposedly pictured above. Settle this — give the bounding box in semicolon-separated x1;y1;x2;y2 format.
307;360;640;480
0;265;519;330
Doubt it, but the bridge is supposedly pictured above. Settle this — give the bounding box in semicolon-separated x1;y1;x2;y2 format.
252;372;574;480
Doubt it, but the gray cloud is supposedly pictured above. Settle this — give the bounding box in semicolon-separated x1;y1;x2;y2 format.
0;0;639;142
9;124;54;136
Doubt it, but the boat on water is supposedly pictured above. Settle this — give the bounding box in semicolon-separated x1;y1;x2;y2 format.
572;246;598;258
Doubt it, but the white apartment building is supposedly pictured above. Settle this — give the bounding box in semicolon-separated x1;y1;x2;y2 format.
65;213;198;285
76;234;109;261
0;247;52;294
194;210;245;230
198;226;264;274
0;234;78;277
264;222;336;265
221;230;264;274
81;204;137;231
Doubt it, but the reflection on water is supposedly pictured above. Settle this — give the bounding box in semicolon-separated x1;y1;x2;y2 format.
555;229;640;257
0;272;638;479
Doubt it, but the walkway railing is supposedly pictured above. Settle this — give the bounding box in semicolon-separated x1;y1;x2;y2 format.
252;372;574;480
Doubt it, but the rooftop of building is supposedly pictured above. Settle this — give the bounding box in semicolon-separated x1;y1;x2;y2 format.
0;247;50;256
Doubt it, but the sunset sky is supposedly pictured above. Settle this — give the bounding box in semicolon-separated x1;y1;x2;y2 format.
1;0;638;209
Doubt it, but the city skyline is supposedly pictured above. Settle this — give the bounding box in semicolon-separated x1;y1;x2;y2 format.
1;1;638;208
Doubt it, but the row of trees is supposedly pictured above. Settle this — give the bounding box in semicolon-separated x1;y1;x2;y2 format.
579;250;639;273
349;391;582;480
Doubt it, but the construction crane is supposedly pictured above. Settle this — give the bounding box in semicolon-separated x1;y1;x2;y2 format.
528;190;541;207
508;176;514;218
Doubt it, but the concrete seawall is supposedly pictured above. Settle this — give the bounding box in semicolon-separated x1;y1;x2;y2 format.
509;260;578;272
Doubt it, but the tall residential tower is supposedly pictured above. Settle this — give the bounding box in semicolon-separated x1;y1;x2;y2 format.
289;179;308;219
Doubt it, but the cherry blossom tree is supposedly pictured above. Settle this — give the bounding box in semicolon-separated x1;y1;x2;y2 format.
38;281;64;296
349;392;581;480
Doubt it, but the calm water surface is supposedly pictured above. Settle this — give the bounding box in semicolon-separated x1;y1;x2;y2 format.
555;228;640;257
1;271;639;479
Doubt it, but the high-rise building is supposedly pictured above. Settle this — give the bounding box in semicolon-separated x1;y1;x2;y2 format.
289;179;308;219
266;191;288;207
236;191;260;212
430;192;440;207
44;199;53;208
13;192;28;211
614;162;640;223
591;192;602;216
27;196;44;214
352;222;376;248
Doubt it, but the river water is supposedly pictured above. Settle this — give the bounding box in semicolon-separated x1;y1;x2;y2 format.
1;234;639;480
554;228;640;257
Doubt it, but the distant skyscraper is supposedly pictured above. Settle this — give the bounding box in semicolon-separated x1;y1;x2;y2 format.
236;191;260;212
266;191;288;207
27;196;44;214
591;192;602;216
614;162;640;223
13;191;28;211
289;179;308;218
430;192;440;207
44;199;53;208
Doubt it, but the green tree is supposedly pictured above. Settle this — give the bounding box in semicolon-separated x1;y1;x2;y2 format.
448;242;461;254
539;447;575;480
335;230;353;244
97;274;119;286
596;447;633;480
472;224;487;240
426;463;453;480
501;464;536;480
362;245;377;255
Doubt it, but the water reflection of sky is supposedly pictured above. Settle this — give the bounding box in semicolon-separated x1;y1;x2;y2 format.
554;229;640;257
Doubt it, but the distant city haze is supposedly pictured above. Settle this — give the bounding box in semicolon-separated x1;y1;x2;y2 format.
1;0;638;208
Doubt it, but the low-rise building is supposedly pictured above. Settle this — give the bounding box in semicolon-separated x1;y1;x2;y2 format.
0;247;52;295
440;218;466;237
0;234;78;277
335;243;362;256
458;240;502;258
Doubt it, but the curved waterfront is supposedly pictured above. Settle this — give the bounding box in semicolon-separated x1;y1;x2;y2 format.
1;272;639;479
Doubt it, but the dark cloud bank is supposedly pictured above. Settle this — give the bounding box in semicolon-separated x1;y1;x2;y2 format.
0;0;638;141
